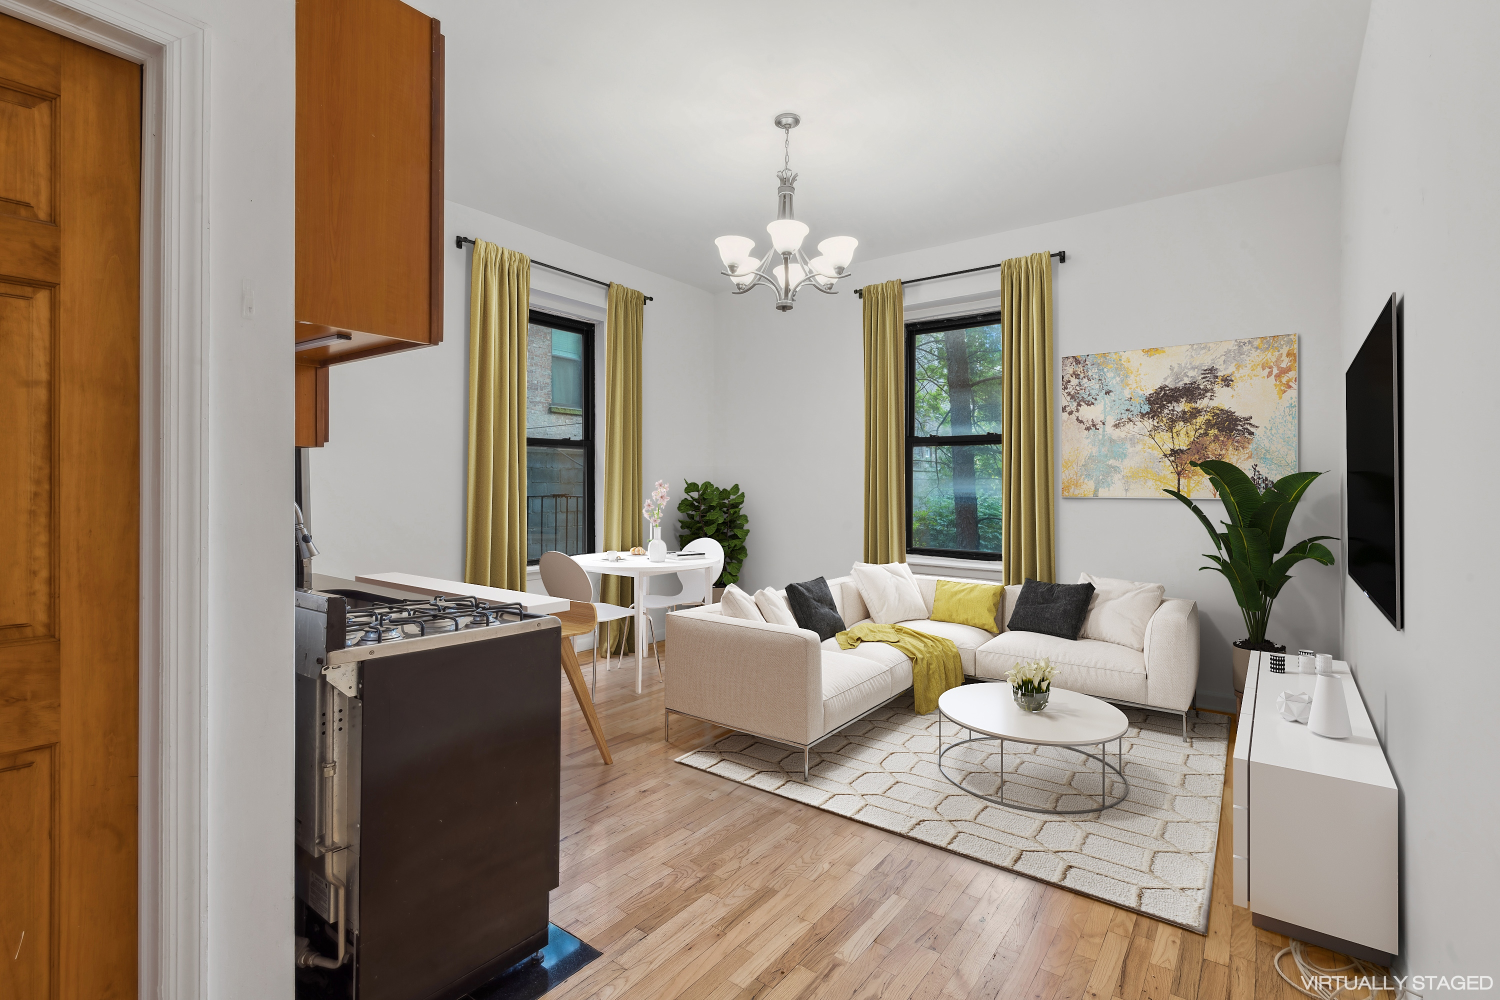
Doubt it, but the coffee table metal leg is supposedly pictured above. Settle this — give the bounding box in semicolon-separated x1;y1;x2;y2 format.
1099;741;1105;812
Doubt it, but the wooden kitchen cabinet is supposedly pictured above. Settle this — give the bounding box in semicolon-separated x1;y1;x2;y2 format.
295;0;444;447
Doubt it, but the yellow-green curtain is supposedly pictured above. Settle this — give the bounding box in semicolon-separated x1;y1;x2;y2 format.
464;242;531;590
862;279;906;564
601;282;646;652
1000;252;1056;585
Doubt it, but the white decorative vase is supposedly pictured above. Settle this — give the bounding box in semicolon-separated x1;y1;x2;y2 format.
1308;667;1352;740
647;525;667;563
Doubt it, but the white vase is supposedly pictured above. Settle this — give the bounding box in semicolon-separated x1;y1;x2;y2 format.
647;525;666;563
1309;670;1352;739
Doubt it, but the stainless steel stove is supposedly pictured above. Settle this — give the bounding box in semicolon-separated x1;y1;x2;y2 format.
294;587;562;1000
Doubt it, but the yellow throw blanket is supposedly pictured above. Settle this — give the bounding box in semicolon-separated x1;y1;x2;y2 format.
835;624;964;715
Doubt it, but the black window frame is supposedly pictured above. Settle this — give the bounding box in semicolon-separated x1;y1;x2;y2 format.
905;309;1005;562
526;309;596;565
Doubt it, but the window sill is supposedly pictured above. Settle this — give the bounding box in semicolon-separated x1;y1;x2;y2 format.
906;552;1006;583
549;406;583;415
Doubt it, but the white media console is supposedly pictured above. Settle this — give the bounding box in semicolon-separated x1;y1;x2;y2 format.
1232;651;1398;964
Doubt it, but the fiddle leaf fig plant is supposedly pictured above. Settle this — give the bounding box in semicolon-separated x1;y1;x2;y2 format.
676;480;749;587
1165;460;1336;647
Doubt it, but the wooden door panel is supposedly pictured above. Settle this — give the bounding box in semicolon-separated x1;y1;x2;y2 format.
0;12;139;998
0;281;53;639
0;82;54;222
0;747;54;1000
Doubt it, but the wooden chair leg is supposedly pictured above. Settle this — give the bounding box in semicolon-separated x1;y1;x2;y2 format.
560;637;612;764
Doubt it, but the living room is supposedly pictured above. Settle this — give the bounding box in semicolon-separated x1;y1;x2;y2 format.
1;1;1493;998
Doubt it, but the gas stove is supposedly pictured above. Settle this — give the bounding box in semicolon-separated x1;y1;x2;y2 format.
341;595;542;648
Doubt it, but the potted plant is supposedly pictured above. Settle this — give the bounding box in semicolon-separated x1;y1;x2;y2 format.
1165;460;1336;692
676;481;749;592
1006;658;1056;712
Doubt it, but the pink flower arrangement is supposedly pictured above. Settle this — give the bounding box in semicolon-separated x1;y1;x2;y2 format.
642;480;670;527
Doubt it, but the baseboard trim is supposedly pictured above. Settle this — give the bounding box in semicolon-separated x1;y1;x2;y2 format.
1251;912;1395;967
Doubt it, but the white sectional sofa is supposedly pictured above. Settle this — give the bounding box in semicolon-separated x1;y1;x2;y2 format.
665;571;1200;776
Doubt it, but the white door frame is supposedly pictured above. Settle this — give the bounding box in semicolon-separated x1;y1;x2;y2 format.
0;1;209;997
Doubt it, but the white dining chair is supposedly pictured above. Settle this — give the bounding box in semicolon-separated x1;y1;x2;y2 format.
539;550;636;698
633;537;725;674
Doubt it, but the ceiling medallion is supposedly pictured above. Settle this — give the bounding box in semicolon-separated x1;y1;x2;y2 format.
714;112;858;311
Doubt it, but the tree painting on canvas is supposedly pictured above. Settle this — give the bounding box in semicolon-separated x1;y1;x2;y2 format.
1060;335;1297;498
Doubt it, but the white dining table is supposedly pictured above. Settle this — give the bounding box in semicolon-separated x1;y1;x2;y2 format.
571;551;716;694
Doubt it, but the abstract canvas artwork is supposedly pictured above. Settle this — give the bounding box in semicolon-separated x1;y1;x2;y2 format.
1060;335;1297;499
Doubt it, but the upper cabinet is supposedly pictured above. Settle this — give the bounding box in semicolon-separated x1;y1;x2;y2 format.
296;0;444;446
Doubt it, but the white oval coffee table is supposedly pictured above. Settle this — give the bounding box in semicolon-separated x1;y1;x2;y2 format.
937;683;1130;814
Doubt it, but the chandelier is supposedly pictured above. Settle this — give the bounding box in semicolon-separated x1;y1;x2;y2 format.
714;112;858;311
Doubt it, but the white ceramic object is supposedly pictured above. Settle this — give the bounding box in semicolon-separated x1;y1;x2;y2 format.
647;526;667;563
1298;649;1317;674
1316;653;1334;675
1309;671;1353;739
1277;690;1312;723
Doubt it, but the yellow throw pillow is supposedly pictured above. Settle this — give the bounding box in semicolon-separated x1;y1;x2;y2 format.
931;579;1004;634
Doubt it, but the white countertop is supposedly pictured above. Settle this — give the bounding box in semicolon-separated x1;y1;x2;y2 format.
353;572;570;615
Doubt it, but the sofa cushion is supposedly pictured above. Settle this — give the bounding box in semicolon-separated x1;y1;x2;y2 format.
896;619;994;675
1078;572;1164;651
821;635;913;694
754;587;797;627
852;562;927;624
786;576;846;641
975;631;1148;705
821;650;893;732
1005;579;1095;640
719;583;765;622
827;576;868;625
931;579;1004;634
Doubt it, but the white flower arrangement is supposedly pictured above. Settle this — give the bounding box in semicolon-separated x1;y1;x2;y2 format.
1006;657;1057;695
642;480;670;527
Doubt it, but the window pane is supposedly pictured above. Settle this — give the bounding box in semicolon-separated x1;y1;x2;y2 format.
527;322;584;440
910;443;1002;555
912;324;1002;437
527;445;588;560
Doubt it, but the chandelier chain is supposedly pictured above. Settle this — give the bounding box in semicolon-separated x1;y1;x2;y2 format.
784;127;791;172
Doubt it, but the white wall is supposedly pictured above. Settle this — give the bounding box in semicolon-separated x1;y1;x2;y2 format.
172;0;297;996
309;201;718;629
716;166;1345;712
1340;0;1500;975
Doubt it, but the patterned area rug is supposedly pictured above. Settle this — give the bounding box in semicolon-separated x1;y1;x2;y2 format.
675;690;1228;932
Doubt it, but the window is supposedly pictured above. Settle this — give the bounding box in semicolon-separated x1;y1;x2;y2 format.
526;311;595;563
907;311;1004;560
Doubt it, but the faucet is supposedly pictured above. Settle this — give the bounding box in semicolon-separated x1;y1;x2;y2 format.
295;502;319;588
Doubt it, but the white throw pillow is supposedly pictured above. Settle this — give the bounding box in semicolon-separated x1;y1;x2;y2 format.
753;587;798;627
851;562;929;624
719;583;765;622
1077;572;1165;650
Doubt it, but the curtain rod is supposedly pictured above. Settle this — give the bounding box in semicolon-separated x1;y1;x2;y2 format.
455;236;653;301
854;251;1066;299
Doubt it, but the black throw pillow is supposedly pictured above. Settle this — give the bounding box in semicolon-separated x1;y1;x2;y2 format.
785;576;846;642
1006;578;1095;641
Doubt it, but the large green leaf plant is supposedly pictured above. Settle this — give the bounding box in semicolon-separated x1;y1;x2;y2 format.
1165;460;1336;646
676;481;749;587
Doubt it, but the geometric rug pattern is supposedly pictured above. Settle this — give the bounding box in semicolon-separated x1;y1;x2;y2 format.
676;689;1228;932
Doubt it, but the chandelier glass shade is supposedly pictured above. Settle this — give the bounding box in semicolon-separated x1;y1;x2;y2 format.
715;112;857;311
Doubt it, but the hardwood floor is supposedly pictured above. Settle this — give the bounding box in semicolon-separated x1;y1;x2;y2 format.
546;647;1364;1000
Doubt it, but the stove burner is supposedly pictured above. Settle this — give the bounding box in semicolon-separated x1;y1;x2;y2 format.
341;595;539;647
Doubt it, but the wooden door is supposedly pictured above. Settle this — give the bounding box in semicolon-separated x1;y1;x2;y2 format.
0;12;140;999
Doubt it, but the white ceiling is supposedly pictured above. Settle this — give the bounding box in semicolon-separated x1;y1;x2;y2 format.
427;1;1371;291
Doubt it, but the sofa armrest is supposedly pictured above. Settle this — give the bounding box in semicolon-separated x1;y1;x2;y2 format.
665;608;824;746
1142;598;1200;713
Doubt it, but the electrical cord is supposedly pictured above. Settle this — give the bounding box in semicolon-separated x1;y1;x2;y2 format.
1274;939;1417;1000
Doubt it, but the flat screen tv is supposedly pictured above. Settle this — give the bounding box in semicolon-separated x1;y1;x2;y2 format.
1345;294;1404;629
